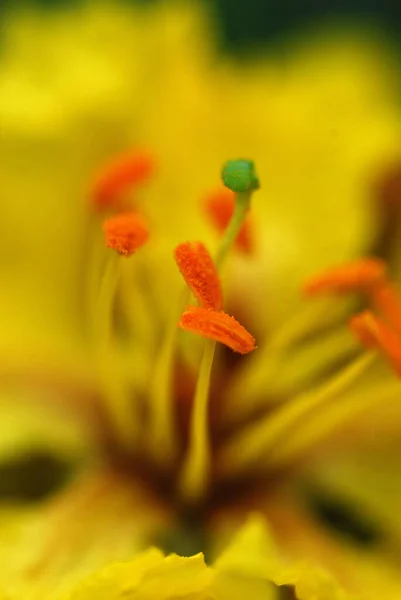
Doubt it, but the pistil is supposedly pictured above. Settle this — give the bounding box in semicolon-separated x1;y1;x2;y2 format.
214;159;259;269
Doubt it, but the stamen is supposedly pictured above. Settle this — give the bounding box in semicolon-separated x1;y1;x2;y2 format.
303;258;387;295
91;150;154;211
178;337;216;503
103;212;149;257
179;306;256;355
94;253;138;447
174;241;223;311
94;215;149;448
203;188;253;254
349;310;401;376
304;257;401;375
178;302;256;498
226;258;400;473
148;287;188;465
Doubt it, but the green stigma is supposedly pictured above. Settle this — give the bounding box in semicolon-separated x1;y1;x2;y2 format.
221;159;260;193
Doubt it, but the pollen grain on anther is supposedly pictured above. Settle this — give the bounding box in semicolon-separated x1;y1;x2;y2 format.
174;241;223;311
91;150;154;211
103;212;149;257
203;187;253;254
303;258;387;296
179;306;256;354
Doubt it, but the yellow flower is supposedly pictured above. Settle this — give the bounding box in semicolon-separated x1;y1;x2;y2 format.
1;1;401;599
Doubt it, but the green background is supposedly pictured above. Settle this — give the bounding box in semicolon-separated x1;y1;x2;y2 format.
2;0;401;52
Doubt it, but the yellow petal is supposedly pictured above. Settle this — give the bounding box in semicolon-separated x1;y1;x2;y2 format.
212;490;401;600
68;551;212;600
215;513;299;584
211;571;277;600
0;470;172;600
214;513;353;600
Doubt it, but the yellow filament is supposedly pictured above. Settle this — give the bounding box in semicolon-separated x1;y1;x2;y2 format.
179;189;253;501
148;288;189;465
268;374;400;469
94;253;138;448
119;259;154;346
218;351;376;478
94;254;118;351
179;339;216;500
227;296;356;423
85;225;107;338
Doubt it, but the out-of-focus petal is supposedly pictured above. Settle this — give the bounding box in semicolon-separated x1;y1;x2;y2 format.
0;469;172;599
68;551;212;600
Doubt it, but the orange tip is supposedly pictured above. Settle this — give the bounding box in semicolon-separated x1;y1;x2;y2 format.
174;241;223;311
203;187;253;254
179;306;256;354
349;310;401;377
103;212;149;257
303;258;387;296
91;150;154;211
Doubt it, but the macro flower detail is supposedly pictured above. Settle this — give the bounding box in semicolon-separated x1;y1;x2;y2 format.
66;514;354;600
179;306;256;354
174;241;223;311
221;158;260;193
303;258;388;295
174;240;255;353
103;212;150;257
91;150;154;211
2;2;401;598
203;188;253;254
3;141;401;598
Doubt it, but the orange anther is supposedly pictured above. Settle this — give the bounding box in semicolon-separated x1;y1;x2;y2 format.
303;258;387;296
91;150;154;210
349;310;401;377
371;282;401;337
179;306;256;354
103;212;149;257
174;242;223;311
203;187;253;254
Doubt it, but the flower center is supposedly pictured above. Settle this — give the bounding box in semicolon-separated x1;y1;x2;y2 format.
88;154;258;505
87;151;398;530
